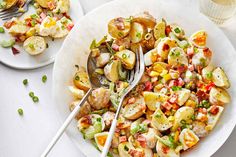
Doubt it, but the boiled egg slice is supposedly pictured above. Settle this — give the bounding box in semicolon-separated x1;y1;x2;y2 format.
94;132;108;151
179;128;199;150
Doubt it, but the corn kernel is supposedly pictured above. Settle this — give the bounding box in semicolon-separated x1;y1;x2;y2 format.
163;73;171;82
205;125;213;131
149;71;159;77
153;63;164;73
185;100;196;108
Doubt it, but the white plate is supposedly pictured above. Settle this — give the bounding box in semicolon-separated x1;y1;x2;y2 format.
0;0;84;69
53;0;236;156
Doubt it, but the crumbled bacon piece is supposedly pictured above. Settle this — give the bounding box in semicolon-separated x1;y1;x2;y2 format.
210;105;219;115
169;80;178;88
162;43;170;51
119;136;127;143
165;25;171;36
12;47;20;55
111;44;120;51
169;94;178;104
137;135;147;148
177;78;185;86
196;90;209;101
162;101;172;110
144;81;153;91
128;97;136;104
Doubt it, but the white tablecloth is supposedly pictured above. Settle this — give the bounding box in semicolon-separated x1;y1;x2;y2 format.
0;0;236;157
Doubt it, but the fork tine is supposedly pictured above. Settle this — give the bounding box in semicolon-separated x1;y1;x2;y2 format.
0;10;21;19
1;12;23;20
0;6;18;15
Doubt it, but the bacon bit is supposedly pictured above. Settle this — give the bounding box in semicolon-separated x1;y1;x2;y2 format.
47;1;56;10
115;128;121;133
119;136;127;143
128;97;136;104
188;64;194;72
67;23;74;31
142;119;151;125
144;81;153;91
169;94;178;104
203;48;212;58
128;149;145;157
198;108;207;114
4;21;16;29
162;101;172;110
12;47;20;55
80;115;92;128
178;78;185;86
165;25;171;36
187;47;194;57
196;90;209;101
162;145;170;154
162;43;170;51
137;135;147;148
115;18;125;30
172;103;180;110
205;82;215;91
168;80;178;88
210;105;219;115
177;65;187;74
40;12;47;20
112;43;120;51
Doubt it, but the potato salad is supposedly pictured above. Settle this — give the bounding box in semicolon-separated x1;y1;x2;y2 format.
1;0;73;55
69;12;231;157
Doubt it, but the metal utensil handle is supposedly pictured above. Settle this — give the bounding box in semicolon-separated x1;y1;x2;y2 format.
41;88;93;157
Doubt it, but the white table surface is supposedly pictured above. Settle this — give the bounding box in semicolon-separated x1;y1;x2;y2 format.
0;0;236;157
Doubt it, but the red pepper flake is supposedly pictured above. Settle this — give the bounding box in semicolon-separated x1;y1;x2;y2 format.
12;47;20;55
210;105;219;115
162;43;170;51
162;145;170;154
144;81;153;91
177;65;187;74
196;90;209;101
165;25;171;36
205;82;215;91
203;48;212;58
198;108;207;114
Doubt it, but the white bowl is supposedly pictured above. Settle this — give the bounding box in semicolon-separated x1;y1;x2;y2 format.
53;0;236;156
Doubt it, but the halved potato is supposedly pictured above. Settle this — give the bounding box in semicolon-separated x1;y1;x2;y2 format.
202;63;214;83
73;69;90;91
206;106;224;130
96;53;110;68
118;142;134;157
88;87;110;110
157;37;177;60
156;136;180;157
23;36;46;55
133;12;156;28
151;108;172;131
168;47;188;68
53;0;70;14
1;0;18;9
174;88;191;106
153;20;166;40
36;0;55;8
142;128;160;149
172;106;194;131
129;22;145;43
144;48;158;66
104;60;119;82
123;96;146;120
115;49;135;70
108;17;131;39
212;67;230;89
209;87;231;105
143;91;168;111
179;128;199;150
192;48;212;69
9;24;29;35
68;86;85;99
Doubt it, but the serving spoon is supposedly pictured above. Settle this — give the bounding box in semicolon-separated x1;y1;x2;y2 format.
41;46;144;157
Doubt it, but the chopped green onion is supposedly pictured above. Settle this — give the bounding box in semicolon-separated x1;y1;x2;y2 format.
23;79;28;85
42;75;47;83
75;75;80;81
18;108;24;116
122;53;127;59
155;113;161;118
191;114;196;120
180;119;186;125
124;145;129;151
29;92;34;98
56;9;61;14
171;86;182;91
96;117;102;122
33;96;39;102
206;72;213;78
107;152;113;157
0;39;15;48
30;14;38;19
194;47;199;53
0;27;5;33
28;43;35;50
175;51;181;56
174;27;181;33
136;32;141;38
118;32;124;37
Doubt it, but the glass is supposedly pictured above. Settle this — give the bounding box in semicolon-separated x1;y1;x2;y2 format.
199;0;236;25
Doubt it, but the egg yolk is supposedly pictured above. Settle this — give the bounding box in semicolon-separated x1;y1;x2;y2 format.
97;135;107;146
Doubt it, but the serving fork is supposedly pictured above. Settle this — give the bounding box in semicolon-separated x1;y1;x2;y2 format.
0;0;32;21
101;46;145;157
41;46;144;157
